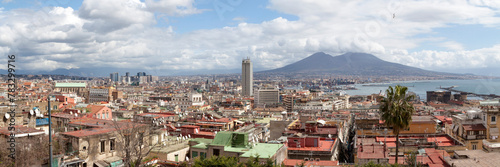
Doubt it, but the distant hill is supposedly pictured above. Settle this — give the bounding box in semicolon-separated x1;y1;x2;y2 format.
260;52;461;76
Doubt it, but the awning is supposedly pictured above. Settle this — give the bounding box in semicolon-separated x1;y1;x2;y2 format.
234;120;245;124
94;160;109;167
490;128;499;136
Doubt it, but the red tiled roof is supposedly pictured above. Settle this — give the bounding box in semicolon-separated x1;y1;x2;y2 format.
87;105;107;114
357;144;388;159
196;131;215;136
215;118;234;123
62;127;115;137
463;124;486;131
62;118;146;138
287;140;335;152
196;123;224;127
283;159;339;167
181;125;199;128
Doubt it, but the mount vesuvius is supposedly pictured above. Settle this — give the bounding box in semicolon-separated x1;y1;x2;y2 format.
259;52;461;77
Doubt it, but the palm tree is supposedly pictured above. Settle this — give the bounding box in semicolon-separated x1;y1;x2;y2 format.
379;85;415;164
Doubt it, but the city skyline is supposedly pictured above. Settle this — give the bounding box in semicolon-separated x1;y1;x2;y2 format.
0;0;500;76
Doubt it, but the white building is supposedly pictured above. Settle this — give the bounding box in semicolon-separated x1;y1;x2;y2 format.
255;87;280;106
171;92;205;111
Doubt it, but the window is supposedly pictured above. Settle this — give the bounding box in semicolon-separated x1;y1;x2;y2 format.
100;140;106;152
472;144;477;150
492;116;496;123
200;152;206;159
110;139;115;151
213;149;220;156
192;151;198;158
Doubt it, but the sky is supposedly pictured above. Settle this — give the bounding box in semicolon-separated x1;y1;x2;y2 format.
1;0;500;76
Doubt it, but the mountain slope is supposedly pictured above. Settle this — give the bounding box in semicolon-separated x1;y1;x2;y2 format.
261;52;460;76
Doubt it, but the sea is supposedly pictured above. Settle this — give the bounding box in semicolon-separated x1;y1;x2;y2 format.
344;79;500;101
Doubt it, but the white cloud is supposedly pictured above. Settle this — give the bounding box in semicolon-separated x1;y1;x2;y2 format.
439;41;465;51
0;0;500;74
383;45;500;70
79;0;154;33
145;0;205;16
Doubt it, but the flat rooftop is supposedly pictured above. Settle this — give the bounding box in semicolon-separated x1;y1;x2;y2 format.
287;140;335;152
447;150;500;167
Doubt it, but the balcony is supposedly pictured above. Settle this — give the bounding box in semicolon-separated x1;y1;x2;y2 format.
462;134;486;140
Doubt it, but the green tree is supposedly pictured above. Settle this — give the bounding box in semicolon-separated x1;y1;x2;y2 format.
191;155;280;167
404;151;424;167
379;85;415;164
192;156;240;167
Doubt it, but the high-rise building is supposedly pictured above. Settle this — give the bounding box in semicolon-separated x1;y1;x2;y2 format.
125;72;130;77
137;72;146;77
242;58;253;96
110;72;119;82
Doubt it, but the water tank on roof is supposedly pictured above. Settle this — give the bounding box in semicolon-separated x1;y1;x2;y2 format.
466;109;480;119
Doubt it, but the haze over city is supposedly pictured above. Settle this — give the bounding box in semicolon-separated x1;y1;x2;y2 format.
1;0;500;76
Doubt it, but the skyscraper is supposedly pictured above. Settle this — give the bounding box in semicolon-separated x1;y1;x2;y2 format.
110;72;119;82
242;58;253;96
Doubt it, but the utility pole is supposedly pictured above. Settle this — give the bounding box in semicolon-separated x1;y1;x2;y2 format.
49;98;53;167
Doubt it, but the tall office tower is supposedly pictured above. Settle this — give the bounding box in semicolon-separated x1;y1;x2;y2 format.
137;72;146;77
110;72;119;82
125;72;130;77
242;58;253;96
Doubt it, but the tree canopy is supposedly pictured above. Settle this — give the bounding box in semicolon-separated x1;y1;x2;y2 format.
379;85;415;164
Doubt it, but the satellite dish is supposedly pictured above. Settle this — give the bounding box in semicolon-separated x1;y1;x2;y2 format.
4;113;10;119
75;113;78;117
186;157;189;161
70;111;73;115
29;110;34;116
35;109;40;114
188;134;191;138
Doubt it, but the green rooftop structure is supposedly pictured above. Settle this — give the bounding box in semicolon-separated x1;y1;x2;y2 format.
188;131;286;165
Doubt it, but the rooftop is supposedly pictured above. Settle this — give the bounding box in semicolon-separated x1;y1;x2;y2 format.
0;126;45;136
357;144;388;159
287;140;335;152
446;150;500;167
282;159;339;167
55;82;86;88
190;131;284;158
463;124;486;131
